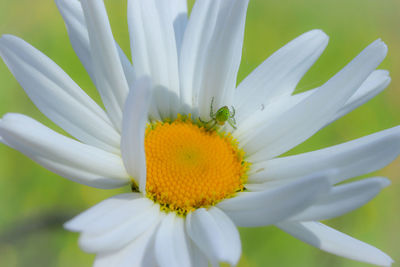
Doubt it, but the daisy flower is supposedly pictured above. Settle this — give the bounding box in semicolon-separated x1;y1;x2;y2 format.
0;0;399;266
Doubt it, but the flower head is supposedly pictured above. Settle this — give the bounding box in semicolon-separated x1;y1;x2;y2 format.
0;0;398;266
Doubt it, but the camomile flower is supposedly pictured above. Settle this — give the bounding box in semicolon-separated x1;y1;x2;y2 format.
0;0;399;266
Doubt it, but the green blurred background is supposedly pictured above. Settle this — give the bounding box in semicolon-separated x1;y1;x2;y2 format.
0;0;399;266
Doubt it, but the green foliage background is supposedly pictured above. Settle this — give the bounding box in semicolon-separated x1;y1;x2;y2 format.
0;0;399;266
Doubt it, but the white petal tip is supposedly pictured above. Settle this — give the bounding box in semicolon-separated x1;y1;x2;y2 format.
375;69;390;77
0;34;18;44
307;29;329;42
0;113;17;126
376;177;391;188
0;35;22;60
63;220;79;232
360;249;394;267
371;39;388;57
375;253;394;267
0;34;9;41
376;71;391;86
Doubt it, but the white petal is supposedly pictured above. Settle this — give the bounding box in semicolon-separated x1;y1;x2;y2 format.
217;171;331;227
0;136;8;146
65;193;140;232
80;0;129;131
277;222;393;267
78;198;154;235
249;125;400;184
155;213;192;267
187;207;241;266
330;69;391;125
78;199;161;253
235;70;390;139
128;0;183;118
179;0;249;116
55;0;95;81
178;0;215;111
284;69;391;130
0;34;120;153
289;177;390;221
196;0;249;118
93;219;159;267
56;0;136;88
116;42;136;89
189;240;209;267
121;77;152;193
234;89;306;139
241;40;388;161
0;113;129;189
235;30;329;121
171;0;188;55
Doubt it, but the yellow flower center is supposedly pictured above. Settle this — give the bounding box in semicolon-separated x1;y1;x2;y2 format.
144;115;249;215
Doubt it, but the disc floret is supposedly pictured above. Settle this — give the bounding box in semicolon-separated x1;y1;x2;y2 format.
144;114;249;215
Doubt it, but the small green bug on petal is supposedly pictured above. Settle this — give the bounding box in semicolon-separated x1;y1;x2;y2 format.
199;97;237;129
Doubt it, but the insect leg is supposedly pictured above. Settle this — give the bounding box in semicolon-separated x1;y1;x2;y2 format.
228;119;237;129
199;117;212;125
230;106;236;117
210;120;217;129
210;97;215;118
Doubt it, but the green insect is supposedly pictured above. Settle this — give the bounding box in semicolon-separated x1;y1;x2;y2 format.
199;97;237;129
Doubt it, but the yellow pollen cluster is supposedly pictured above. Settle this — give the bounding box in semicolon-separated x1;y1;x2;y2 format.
145;115;249;215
